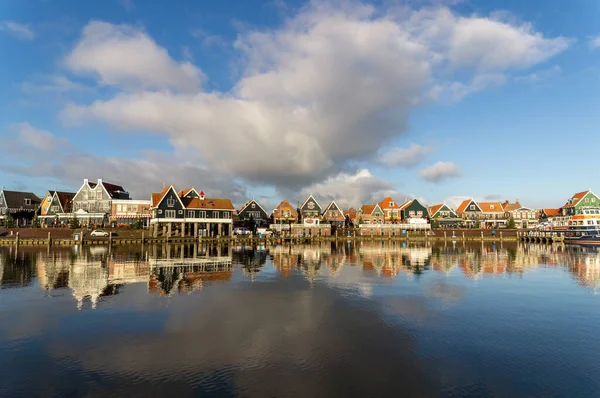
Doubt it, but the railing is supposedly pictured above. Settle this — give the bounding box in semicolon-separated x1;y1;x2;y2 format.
359;223;431;231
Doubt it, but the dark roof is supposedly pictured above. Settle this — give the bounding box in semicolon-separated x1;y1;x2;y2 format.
1;190;41;211
56;191;75;212
102;182;127;198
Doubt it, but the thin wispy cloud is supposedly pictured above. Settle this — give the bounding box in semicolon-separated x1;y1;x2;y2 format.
0;20;34;40
380;144;434;168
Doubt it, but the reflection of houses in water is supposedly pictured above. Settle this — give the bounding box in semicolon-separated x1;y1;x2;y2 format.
36;249;72;290
108;256;150;285
147;245;233;296
358;242;433;278
570;254;600;293
0;246;39;289
69;246;110;309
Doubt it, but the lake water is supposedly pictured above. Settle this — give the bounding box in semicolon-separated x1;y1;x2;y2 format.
1;241;600;397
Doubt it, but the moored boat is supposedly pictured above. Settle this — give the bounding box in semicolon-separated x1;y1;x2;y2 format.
564;208;600;245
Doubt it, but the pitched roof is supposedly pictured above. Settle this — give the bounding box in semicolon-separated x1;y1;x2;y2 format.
300;195;321;211
56;191;75;212
273;200;298;218
238;199;268;215
543;208;561;216
185;198;234;210
478;202;504;213
428;204;444;217
378;197;400;209
361;204;376;215
563;190;592;208
151;186;172;207
456;199;472;213
1;190;41;211
503;201;523;212
101;182;126;198
343;208;357;218
398;200;413;211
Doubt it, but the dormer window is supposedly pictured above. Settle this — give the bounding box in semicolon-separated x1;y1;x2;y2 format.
24;198;31;206
389;201;394;207
490;205;494;210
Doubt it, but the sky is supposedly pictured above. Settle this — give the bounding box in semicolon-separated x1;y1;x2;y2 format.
1;0;599;211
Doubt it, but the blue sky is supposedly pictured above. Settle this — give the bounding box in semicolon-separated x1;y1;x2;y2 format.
1;0;599;210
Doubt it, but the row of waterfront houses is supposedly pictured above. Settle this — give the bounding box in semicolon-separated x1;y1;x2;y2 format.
1;178;599;233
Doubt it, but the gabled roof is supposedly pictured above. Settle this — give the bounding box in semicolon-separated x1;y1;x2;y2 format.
563;190;594;208
151;186;172;207
238;199;268;215
398;200;413;211
428;204;452;217
300;195;321;211
502;201;523;212
343;208;358;219
478;202;504;213
542;208;561;217
378;197;400;209
185;197;234;210
457;199;480;213
273;200;298;219
102;182;127;198
55;191;75;212
1;190;41;210
178;188;199;198
324;200;341;213
361;204;375;215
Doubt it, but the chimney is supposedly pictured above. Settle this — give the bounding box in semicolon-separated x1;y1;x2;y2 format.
84;178;88;185
98;178;103;186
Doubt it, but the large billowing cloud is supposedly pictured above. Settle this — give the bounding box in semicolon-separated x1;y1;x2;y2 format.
59;2;569;194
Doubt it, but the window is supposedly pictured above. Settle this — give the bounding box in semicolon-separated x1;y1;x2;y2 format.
223;212;230;218
187;210;195;218
158;209;163;214
96;191;102;200
83;192;88;200
51;205;59;212
199;211;206;218
251;203;256;209
213;211;219;219
24;198;31;206
117;204;122;211
167;198;175;207
165;210;175;218
178;210;183;214
389;201;394;207
47;196;52;202
470;205;475;210
490;205;494;210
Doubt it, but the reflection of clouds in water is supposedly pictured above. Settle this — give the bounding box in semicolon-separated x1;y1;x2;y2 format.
422;281;465;303
45;277;437;397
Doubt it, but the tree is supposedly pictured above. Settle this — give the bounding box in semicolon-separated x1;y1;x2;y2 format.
358;217;364;225
69;214;80;230
134;217;144;230
5;214;14;228
32;214;40;228
474;220;481;229
507;216;516;229
431;219;439;229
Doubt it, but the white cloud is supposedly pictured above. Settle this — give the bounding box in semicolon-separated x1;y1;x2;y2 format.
0;20;34;40
419;161;461;183
21;75;92;94
294;169;404;208
589;36;600;50
7;123;71;152
65;21;203;92
380;144;433;167
55;3;569;193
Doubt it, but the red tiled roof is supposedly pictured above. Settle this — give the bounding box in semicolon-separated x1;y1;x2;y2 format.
502;201;523;212
428;204;444;217
478;202;504;213
151;186;172;207
185;198;234;210
563;190;590;208
361;204;376;215
543;208;561;216
456;200;472;214
273;200;298;219
378;197;401;210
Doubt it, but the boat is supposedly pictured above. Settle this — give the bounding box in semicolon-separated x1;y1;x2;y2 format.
564;208;600;245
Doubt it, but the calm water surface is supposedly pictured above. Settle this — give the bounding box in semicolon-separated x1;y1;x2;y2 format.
1;242;600;397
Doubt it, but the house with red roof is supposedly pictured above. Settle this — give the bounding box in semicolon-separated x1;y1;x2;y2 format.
561;190;600;216
378;197;402;223
358;204;385;225
149;186;234;238
456;198;506;227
